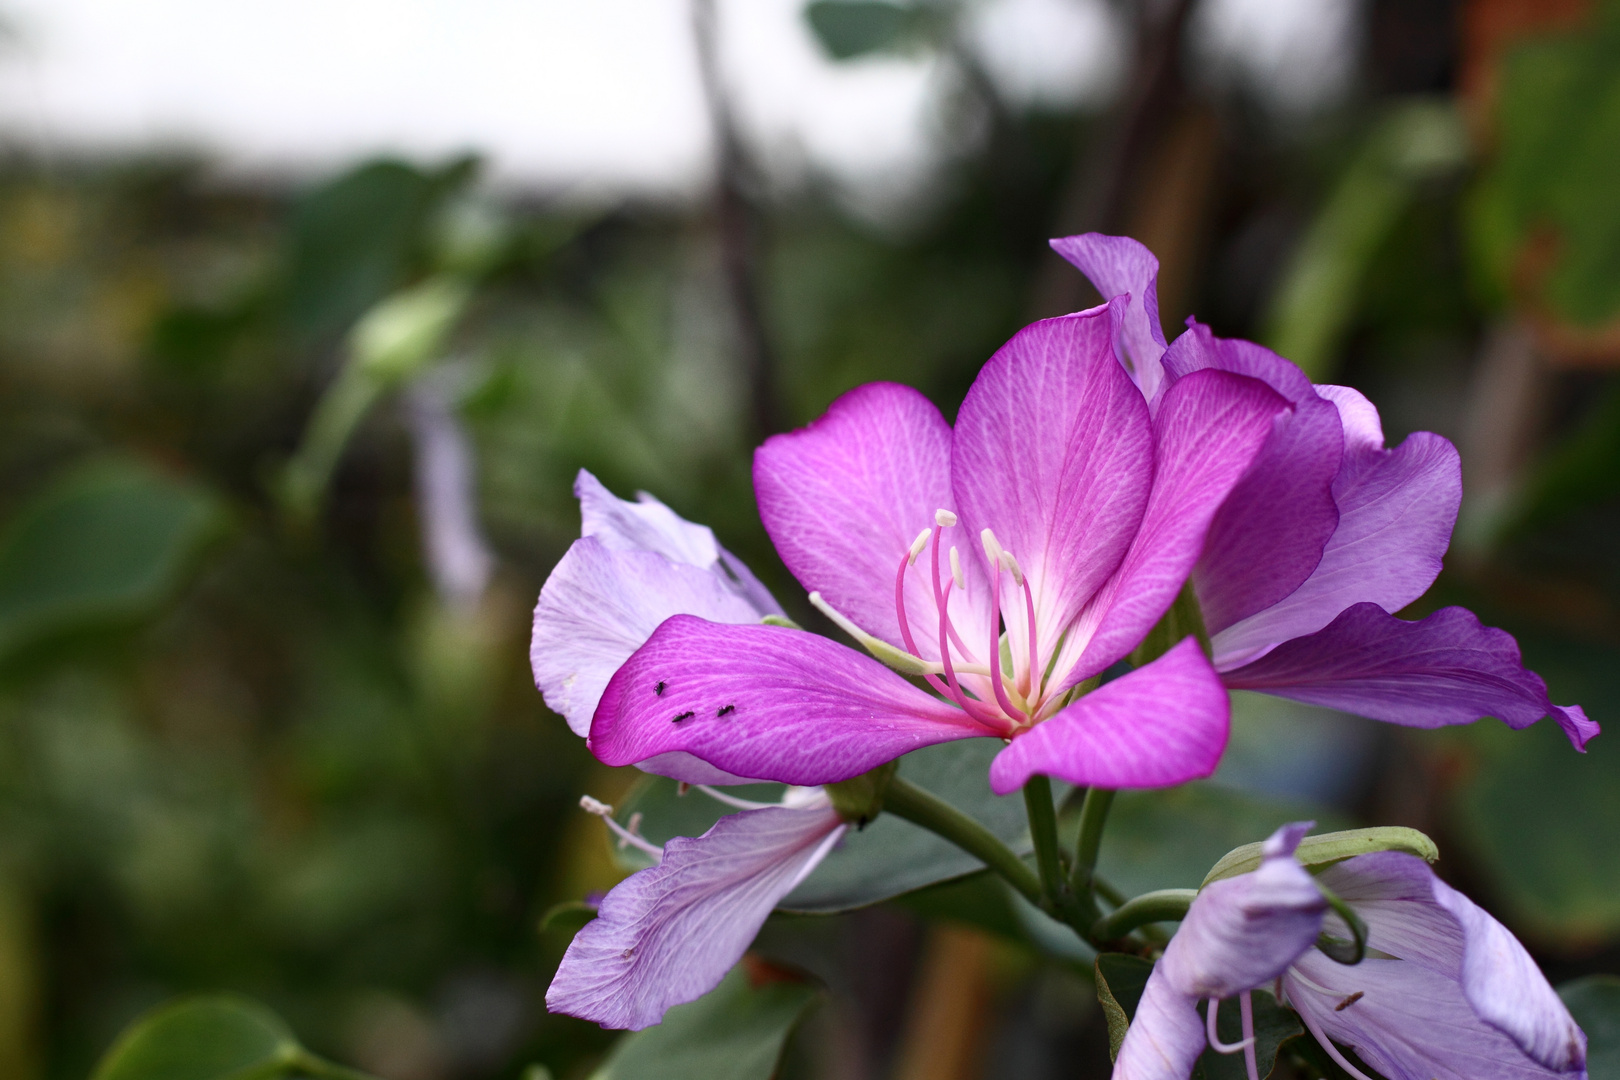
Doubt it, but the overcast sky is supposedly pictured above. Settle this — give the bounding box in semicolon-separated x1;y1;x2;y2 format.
0;0;1358;197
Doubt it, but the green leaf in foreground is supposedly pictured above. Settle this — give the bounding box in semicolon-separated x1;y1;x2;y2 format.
1559;975;1620;1080
803;1;922;61
0;459;221;659
1094;953;1153;1062
91;995;300;1080
588;966;819;1080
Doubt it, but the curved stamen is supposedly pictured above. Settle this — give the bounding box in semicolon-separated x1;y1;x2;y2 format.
580;796;663;860
1298;1009;1379;1080
984;551;1024;722
1239;990;1261;1080
695;785;775;811
936;577;1004;729
1205;997;1255;1054
893;550;952;696
999;549;1041;701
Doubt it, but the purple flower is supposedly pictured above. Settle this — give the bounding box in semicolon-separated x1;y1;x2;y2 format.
547;787;844;1031
1117;824;1588;1080
586;302;1290;794
1054;233;1597;751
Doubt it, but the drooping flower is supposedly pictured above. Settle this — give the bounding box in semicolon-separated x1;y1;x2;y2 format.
1054;233;1596;751
533;475;847;1028
1117;823;1588;1080
547;786;843;1031
587;301;1289;794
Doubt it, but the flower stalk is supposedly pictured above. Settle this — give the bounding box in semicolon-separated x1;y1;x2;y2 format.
881;776;1044;910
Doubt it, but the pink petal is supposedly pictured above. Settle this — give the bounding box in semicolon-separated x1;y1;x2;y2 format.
1213;430;1462;665
1062;369;1288;683
753;381;985;660
1049;233;1169;399
590;616;986;785
987;638;1230;795
547;802;844;1030
950;308;1154;670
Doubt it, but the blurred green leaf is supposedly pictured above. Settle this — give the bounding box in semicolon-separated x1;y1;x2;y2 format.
1265;99;1467;379
1444;634;1620;945
90;995;299;1080
1559;976;1620;1078
588;966;818;1080
1094;953;1152;1061
1468;6;1620;326
540;900;598;934
1201;826;1438;888
0;459;221;659
803;1;928;61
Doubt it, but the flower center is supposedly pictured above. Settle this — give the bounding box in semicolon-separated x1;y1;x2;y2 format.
889;509;1047;735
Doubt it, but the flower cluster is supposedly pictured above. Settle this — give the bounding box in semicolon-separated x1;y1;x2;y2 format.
529;233;1595;1072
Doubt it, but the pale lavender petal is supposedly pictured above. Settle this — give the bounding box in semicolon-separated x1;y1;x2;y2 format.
1285;952;1578;1080
1212;431;1462;664
951;309;1153;673
590;616;986;785
754;381;983;660
1315;384;1385;452
987;638;1229;795
1159;822;1324;999
546;802;845;1030
1434;877;1588;1073
1193;391;1342;634
576;470;782;617
1221;603;1598;751
532;538;764;736
1049;233;1169;399
1315;852;1462;977
408;379;493;609
1114;968;1206;1080
1062;369;1287;682
1161;320;1315;404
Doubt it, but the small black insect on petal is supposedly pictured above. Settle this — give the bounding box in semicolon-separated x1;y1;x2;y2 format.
716;704;735;717
654;680;667;696
671;710;695;724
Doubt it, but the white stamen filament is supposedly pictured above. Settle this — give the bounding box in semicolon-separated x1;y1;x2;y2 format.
580;795;664;860
695;785;776;811
934;508;957;527
949;546;965;591
1205;997;1256;1054
1299;1009;1380;1080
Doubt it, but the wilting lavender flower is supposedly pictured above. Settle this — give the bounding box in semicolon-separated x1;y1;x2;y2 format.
546;786;843;1031
1055;234;1596;751
586;300;1287;794
1117;823;1587;1080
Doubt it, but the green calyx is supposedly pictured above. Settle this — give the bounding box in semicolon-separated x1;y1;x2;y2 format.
1201;826;1440;889
825;761;899;827
1130;581;1210;667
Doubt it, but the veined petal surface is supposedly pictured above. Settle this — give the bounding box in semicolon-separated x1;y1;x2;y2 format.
987;638;1229;795
754;381;981;659
591;616;986;785
532;539;765;736
1050;233;1169;399
1114;969;1207;1080
546;802;844;1031
1221;603;1598;750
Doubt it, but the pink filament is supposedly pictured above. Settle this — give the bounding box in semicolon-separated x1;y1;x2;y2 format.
1019;573;1040;700
1239;991;1260;1080
985;560;1023;721
894;549;951;698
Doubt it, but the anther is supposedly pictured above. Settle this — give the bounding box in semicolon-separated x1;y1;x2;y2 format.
1334;992;1363;1011
580;795;613;817
949;546;966;591
934;508;957;527
908;529;931;565
1000;550;1026;587
980;528;1003;564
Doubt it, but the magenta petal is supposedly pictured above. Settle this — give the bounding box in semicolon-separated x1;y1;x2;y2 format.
546;803;844;1030
1067;369;1288;681
1213;430;1462;663
1161;320;1316;404
951;309;1154;657
1114;968;1206;1080
1221;603;1598;751
590;616;985;785
1049;233;1169;399
754;381;983;659
987;638;1230;795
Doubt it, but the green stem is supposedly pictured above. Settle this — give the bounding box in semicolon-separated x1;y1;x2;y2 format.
1022;775;1066;910
1070;787;1115;896
1313;880;1368;965
883;776;1043;909
1091;888;1196;942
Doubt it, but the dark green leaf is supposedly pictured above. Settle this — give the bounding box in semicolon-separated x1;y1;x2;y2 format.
1201;826;1437;888
0;459;221;659
803;1;924;61
1094;953;1153;1062
1560;976;1620;1079
90;995;300;1080
588;966;819;1080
